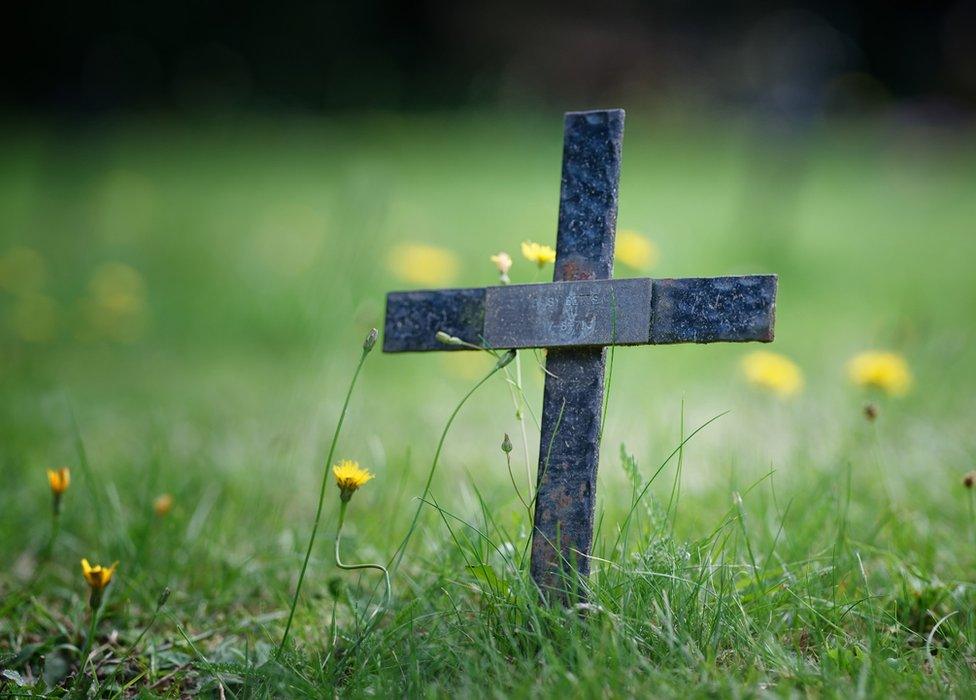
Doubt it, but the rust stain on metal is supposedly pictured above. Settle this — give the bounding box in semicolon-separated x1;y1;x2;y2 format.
557;256;597;282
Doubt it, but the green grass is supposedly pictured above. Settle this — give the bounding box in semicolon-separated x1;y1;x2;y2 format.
1;112;976;697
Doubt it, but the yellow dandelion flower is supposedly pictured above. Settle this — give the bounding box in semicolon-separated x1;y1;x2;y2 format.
490;251;512;282
615;229;659;270
520;241;556;268
89;262;145;308
332;460;374;501
847;351;912;396
47;467;71;495
153;493;173;517
81;559;118;591
742;351;804;398
387;243;459;287
47;467;70;515
84;262;148;342
81;558;118;610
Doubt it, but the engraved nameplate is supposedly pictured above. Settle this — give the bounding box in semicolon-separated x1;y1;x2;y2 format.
483;278;652;349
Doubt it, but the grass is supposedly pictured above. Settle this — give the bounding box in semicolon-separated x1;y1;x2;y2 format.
1;111;976;696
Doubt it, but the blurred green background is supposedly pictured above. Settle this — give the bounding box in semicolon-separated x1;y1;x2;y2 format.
4;0;976;599
2;112;975;544
4;6;976;695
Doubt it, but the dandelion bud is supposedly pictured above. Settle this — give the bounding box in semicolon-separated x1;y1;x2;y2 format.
495;349;517;370
490;252;513;284
863;403;878;422
501;433;513;454
47;467;70;515
491;252;512;275
964;471;976;489
363;327;378;353
435;331;463;346
153;493;173;517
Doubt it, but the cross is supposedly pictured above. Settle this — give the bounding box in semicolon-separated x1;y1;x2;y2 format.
382;109;777;598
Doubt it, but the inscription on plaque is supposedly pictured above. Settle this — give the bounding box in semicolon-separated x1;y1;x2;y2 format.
483;278;652;349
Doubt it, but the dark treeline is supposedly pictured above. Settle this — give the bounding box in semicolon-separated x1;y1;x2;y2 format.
4;0;975;113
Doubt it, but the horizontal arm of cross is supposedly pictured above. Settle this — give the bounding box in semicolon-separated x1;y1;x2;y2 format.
382;275;776;352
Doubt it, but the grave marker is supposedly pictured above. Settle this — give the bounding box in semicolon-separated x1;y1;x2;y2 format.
383;109;777;597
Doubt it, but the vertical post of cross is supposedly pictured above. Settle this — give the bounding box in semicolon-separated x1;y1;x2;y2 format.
529;109;625;597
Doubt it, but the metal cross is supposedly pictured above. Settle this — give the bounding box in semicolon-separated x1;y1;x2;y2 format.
382;109;777;598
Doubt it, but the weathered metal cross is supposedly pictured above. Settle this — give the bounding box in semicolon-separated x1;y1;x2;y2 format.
383;109;777;597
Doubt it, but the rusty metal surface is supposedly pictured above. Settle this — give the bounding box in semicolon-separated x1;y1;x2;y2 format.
531;346;606;593
553;110;625;283
382;274;777;352
530;109;625;597
382;287;485;352
650;275;777;344
484;278;651;349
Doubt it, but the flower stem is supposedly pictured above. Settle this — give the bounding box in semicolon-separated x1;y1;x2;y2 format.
277;343;372;658
334;501;391;626
40;511;61;562
503;448;530;514
512;351;535;500
499;275;535;498
968;489;976;553
71;603;103;697
389;350;513;575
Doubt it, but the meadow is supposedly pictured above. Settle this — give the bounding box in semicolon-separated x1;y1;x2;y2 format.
1;111;976;697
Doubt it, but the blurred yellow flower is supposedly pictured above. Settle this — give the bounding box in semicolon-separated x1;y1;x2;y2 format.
490;251;512;283
81;558;118;591
615;230;659;270
0;247;47;295
47;467;71;495
387;243;459;287
89;262;145;310
521;241;556;268
333;460;374;501
742;351;804;398
847;351;912;396
9;294;59;342
84;262;148;342
153;493;173;516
